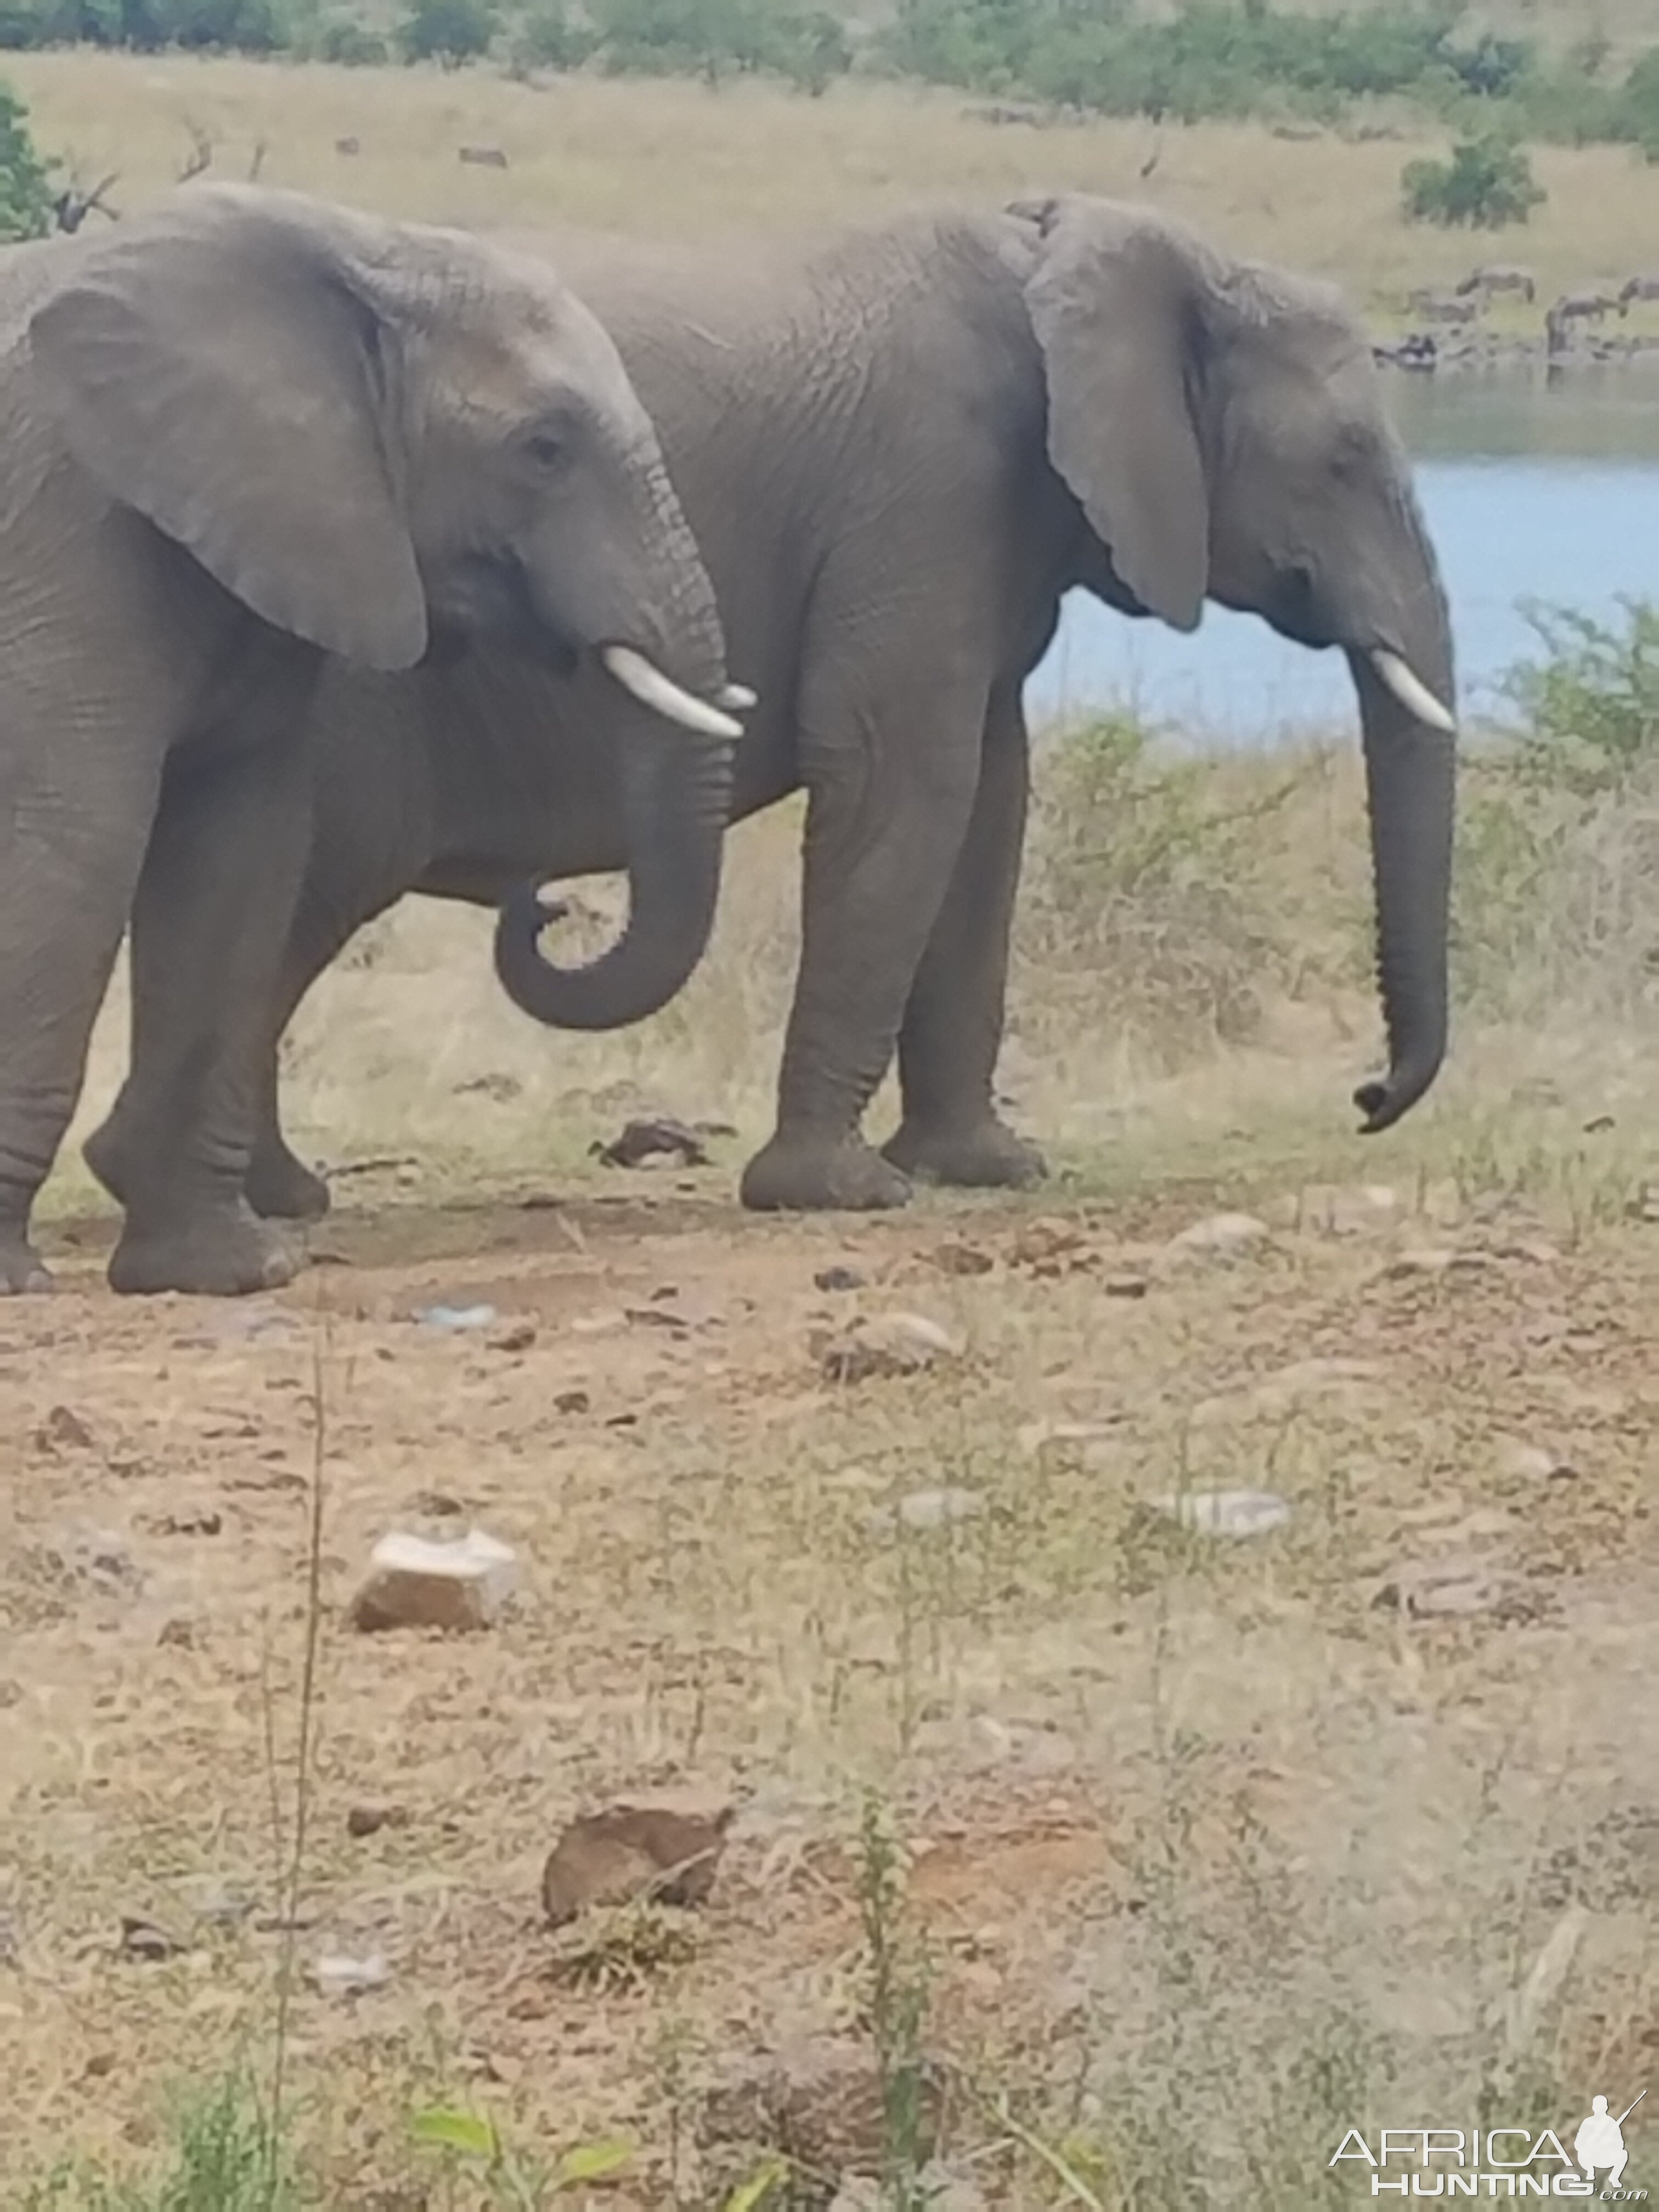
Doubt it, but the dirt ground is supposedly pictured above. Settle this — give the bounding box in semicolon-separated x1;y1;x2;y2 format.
4;1132;1658;2205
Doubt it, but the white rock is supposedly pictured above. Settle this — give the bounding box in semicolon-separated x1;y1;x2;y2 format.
309;1951;390;1998
865;1486;985;1536
819;1311;961;1381
1496;1437;1576;1483
1161;1212;1271;1262
348;1527;520;1633
1149;1488;1291;1538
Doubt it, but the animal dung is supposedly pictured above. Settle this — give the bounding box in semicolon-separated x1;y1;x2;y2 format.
347;1527;520;1633
540;1803;734;1926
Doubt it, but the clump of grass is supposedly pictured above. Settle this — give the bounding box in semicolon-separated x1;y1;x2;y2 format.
855;1791;938;2211
19;2070;301;2212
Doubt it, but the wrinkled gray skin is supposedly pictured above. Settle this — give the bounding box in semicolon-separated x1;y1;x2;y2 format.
0;181;740;1297
91;192;1458;1232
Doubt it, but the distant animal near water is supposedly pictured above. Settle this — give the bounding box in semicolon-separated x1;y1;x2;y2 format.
1454;263;1535;306
1407;289;1477;325
1618;274;1659;313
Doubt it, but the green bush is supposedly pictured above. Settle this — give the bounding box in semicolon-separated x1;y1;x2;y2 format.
506;0;596;70
1401;132;1544;226
0;76;55;238
397;0;496;59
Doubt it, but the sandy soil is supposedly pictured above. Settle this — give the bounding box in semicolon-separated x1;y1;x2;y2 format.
4;1150;1657;2204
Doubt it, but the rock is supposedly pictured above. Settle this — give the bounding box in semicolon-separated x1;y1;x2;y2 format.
119;1915;183;1962
1372;1556;1541;1623
487;1321;537;1353
541;1804;733;1926
865;1487;984;1536
144;1506;223;1537
591;1116;709;1169
1160;1212;1271;1265
1381;1246;1489;1279
817;1311;961;1382
1149;1489;1291;1538
1103;1271;1150;1297
416;1302;496;1331
35;1404;95;1452
1015;1418;1124;1466
405;1488;464;1518
930;1239;995;1276
554;1389;591;1414
814;1264;866;1293
347;1527;520;1633
700;2038;949;2179
309;1951;390;1997
1496;1437;1577;1483
1628;1182;1659;1223
346;1804;410;1839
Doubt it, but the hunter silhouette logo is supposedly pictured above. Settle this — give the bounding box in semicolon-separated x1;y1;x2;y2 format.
1330;2090;1648;2197
1576;2095;1644;2194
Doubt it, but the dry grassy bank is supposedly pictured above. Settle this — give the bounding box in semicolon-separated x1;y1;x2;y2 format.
7;49;1659;309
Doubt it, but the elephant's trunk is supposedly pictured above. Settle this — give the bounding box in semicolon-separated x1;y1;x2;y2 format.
493;719;736;1030
1346;581;1457;1133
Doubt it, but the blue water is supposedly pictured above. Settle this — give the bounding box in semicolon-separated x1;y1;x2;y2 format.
1029;366;1659;741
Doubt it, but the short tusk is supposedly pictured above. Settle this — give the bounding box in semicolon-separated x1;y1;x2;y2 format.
716;682;758;712
1369;649;1457;736
601;645;743;740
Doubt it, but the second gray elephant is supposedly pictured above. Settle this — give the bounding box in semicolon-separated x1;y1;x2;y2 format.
90;191;1459;1230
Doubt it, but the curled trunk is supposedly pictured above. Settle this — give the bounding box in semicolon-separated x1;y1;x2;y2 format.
493;720;736;1031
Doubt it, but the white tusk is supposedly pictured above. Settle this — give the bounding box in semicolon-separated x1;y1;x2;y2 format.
1369;649;1457;735
715;682;758;711
600;644;744;740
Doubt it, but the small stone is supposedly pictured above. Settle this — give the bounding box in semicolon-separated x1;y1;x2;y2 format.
189;1881;256;1927
865;1486;985;1536
932;1239;995;1276
1015;1418;1124;1464
1103;1271;1149;1298
814;1265;866;1293
1628;1183;1659;1223
406;1488;464;1517
348;1527;520;1633
1149;1489;1291;1538
541;1804;733;1926
146;1507;222;1538
156;1618;195;1650
487;1322;537;1353
554;1389;591;1414
35;1404;95;1451
1161;1212;1271;1262
309;1951;390;1997
1496;1437;1577;1483
570;1308;627;1336
119;1915;182;1962
818;1311;961;1383
1372;1556;1538;1623
416;1303;496;1331
592;1116;709;1169
346;1804;410;1839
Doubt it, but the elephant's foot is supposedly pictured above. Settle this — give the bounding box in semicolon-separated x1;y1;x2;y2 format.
740;1131;913;1213
882;1115;1048;1191
108;1201;302;1297
0;1228;53;1295
246;1137;331;1223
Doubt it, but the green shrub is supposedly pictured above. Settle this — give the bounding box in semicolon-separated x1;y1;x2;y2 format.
0;77;55;238
506;0;595;70
1401;132;1544;226
311;9;388;58
397;0;497;61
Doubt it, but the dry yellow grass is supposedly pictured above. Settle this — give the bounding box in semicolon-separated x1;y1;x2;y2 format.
7;49;1659;308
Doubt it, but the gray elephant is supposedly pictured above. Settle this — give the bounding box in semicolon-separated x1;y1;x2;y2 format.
0;181;748;1298
89;191;1457;1236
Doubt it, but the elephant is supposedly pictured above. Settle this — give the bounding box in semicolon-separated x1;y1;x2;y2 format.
1406;289;1479;325
1617;275;1659;313
87;191;1458;1239
0;181;749;1299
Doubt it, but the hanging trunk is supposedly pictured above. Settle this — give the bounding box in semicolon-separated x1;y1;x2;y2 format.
1347;592;1457;1132
493;719;736;1031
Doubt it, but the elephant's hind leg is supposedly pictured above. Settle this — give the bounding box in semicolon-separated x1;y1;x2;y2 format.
882;680;1047;1192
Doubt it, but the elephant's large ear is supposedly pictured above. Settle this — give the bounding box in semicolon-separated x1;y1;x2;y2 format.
1018;194;1211;633
29;184;426;671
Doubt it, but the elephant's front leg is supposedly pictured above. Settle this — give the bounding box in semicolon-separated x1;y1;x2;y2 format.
883;681;1047;1192
103;702;321;1295
740;650;989;1213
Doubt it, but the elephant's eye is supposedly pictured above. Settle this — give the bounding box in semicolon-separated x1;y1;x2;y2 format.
526;431;566;470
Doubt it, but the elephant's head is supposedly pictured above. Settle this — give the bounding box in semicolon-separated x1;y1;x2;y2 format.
27;181;748;737
1015;193;1457;1132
